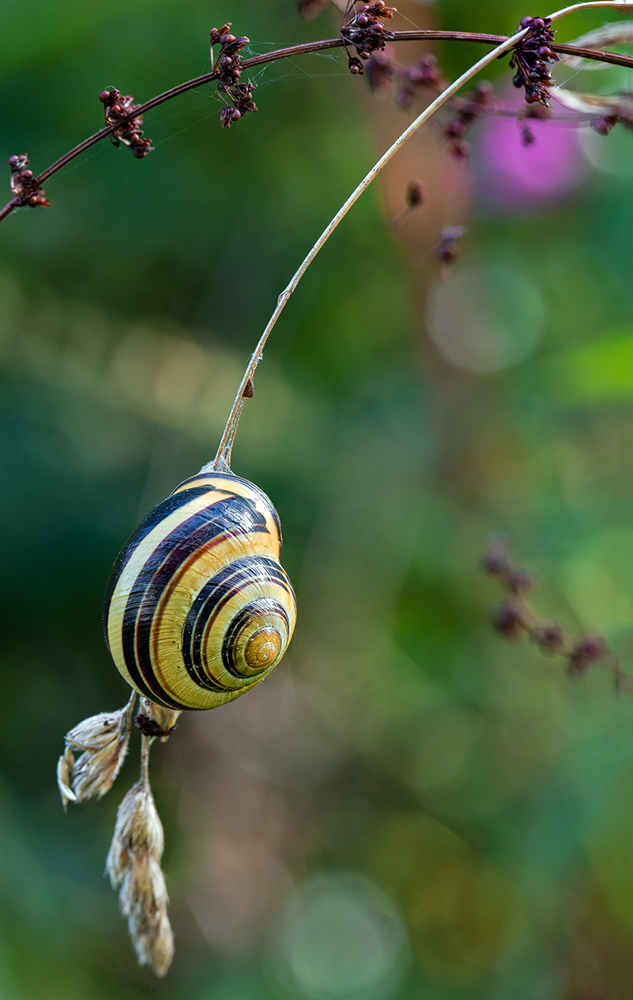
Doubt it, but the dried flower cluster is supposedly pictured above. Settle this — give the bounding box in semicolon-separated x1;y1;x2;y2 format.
365;47;447;105
210;24;257;127
442;82;497;159
106;764;174;977
482;536;631;689
509;16;559;106
399;53;446;106
99;89;154;158
363;50;496;159
341;2;396;75
57;694;135;809
8;154;50;209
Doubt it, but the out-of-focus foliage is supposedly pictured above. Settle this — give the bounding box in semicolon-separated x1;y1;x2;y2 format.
3;0;633;997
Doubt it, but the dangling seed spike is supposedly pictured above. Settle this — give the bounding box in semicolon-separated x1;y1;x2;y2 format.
106;736;174;977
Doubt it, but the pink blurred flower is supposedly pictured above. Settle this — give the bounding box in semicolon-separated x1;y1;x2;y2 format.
475;87;585;211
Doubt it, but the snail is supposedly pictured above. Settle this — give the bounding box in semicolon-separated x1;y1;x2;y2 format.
102;468;296;711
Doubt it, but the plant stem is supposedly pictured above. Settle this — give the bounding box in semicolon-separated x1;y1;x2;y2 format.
2;11;633;224
209;0;633;471
550;0;633;18
140;734;151;791
207;27;527;471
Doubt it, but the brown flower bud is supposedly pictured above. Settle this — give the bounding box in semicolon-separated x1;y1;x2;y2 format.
406;180;424;208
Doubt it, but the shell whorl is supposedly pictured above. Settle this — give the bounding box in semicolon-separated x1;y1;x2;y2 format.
102;473;296;710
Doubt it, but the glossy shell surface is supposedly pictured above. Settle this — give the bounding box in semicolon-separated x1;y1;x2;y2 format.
103;472;296;710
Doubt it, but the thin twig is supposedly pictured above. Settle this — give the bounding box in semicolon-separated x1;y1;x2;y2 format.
2;14;633;224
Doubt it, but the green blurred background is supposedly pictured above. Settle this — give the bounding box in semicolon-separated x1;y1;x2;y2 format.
3;0;633;996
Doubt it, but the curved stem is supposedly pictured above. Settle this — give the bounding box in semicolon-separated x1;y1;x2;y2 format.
550;1;633;17
206;27;527;471
2;14;633;224
208;0;633;472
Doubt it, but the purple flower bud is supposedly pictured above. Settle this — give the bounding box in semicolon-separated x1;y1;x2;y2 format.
508;569;533;594
535;624;564;650
572;633;608;663
491;603;523;639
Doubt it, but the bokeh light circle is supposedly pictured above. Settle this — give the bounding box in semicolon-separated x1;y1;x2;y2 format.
272;873;409;1000
426;262;545;373
581;124;633;178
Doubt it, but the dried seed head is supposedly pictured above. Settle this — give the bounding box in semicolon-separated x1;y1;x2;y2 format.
58;694;135;805
106;778;174;977
341;2;396;63
8;153;50;208
509;16;559;106
100;89;154;158
442;83;497;159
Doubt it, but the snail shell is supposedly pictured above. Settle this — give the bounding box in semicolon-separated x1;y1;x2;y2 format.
102;472;296;711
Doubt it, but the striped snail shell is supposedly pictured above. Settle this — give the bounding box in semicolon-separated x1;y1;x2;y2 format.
102;471;296;711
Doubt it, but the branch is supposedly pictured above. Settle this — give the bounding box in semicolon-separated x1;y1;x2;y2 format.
483;536;633;693
3;14;633;223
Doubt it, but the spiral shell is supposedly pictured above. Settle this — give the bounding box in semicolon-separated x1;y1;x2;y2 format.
103;472;296;711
